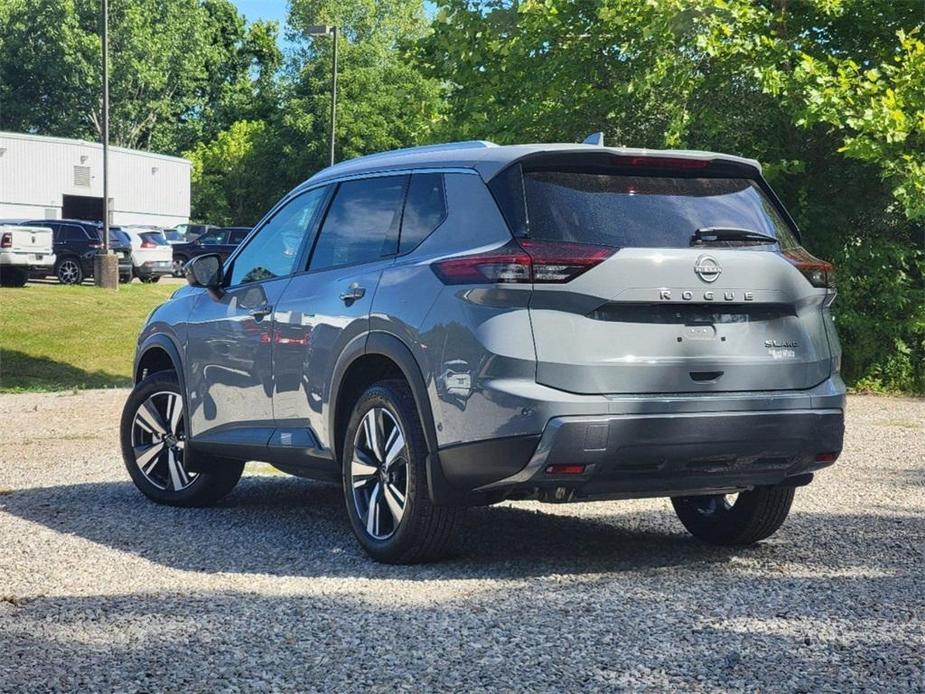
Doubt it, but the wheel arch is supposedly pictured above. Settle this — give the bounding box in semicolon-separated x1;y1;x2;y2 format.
330;332;440;466
135;334;185;391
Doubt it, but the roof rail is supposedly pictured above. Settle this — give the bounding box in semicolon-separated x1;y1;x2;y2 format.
333;140;497;168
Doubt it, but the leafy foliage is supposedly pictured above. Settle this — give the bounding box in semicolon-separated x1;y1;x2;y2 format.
420;0;925;392
0;0;281;151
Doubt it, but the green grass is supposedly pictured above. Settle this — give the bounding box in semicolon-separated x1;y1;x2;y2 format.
0;281;177;392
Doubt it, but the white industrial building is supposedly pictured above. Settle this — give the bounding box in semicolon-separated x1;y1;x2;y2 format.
0;131;191;227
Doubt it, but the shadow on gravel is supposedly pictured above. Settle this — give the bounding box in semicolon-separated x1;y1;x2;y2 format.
2;474;923;582
2;585;922;692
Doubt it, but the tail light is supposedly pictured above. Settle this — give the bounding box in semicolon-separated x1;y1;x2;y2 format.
0;232;11;249
783;248;834;288
141;238;157;248
431;239;615;285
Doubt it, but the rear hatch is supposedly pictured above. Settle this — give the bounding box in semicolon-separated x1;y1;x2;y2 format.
1;225;53;255
107;229;134;267
488;152;836;394
135;230;173;265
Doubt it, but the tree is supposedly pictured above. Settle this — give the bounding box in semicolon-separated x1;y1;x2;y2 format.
186;120;274;225
420;0;924;391
277;0;445;180
0;0;281;152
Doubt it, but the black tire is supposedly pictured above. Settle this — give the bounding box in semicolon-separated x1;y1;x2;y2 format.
0;267;28;287
55;257;83;284
119;274;132;284
672;486;795;545
342;379;461;564
120;370;243;507
140;276;161;284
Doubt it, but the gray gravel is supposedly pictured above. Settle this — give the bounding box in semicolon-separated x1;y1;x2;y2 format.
0;390;923;692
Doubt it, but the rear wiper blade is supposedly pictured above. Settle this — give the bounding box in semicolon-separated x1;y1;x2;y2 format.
691;227;777;245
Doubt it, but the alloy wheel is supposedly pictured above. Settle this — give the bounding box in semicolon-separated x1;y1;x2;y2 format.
350;407;408;540
172;259;186;277
131;390;196;491
58;260;80;284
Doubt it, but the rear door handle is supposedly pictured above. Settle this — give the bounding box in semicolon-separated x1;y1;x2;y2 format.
339;284;366;304
249;305;273;320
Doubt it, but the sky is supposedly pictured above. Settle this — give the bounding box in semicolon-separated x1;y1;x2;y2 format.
232;0;289;28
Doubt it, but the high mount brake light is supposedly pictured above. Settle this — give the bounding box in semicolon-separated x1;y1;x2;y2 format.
610;155;710;170
431;239;616;285
783;247;835;289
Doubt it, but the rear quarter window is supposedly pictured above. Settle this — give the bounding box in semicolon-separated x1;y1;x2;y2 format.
399;173;446;254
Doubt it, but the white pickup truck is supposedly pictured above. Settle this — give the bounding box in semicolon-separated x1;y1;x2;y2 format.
0;224;56;287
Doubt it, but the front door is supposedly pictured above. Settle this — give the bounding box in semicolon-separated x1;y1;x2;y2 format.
185;187;330;443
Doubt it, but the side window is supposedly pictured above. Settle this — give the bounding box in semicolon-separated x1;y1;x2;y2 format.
400;174;447;254
228;187;327;286
230;229;249;244
309;175;407;271
199;231;225;245
63;226;86;243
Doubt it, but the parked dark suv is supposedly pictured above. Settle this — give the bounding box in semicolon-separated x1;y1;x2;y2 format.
23;219;133;284
170;226;251;276
121;140;845;563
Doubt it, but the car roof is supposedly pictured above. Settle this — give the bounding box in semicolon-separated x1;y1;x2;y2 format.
302;141;762;188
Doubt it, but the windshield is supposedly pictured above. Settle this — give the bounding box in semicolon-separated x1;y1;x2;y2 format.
164;230;183;241
510;171;798;249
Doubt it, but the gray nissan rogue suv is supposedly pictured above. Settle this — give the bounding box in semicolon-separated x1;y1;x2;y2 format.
121;140;845;563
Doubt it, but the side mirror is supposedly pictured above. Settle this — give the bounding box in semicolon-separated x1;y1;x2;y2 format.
185;253;224;293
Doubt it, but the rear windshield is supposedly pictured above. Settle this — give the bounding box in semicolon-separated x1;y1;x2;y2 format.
497;169;798;249
140;231;168;245
109;229;130;245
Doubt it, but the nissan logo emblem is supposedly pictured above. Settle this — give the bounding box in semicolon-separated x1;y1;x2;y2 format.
694;254;722;283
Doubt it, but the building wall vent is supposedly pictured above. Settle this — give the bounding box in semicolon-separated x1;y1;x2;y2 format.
73;165;91;187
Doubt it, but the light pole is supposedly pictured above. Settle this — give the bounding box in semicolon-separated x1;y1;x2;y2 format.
305;25;337;167
94;0;118;288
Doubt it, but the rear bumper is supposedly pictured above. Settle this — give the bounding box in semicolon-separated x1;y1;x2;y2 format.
0;251;55;268
434;405;844;504
134;261;173;279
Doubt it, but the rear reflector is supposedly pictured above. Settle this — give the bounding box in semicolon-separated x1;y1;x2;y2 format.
815;452;839;463
432;239;615;285
784;247;835;288
545;464;586;475
0;233;11;249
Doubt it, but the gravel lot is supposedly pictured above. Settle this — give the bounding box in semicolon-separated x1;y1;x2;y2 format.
0;390;922;692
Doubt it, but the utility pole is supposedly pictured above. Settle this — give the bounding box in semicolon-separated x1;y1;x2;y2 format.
95;0;118;289
306;25;338;167
329;26;337;167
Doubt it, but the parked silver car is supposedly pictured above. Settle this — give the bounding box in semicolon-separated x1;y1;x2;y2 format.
120;140;845;563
